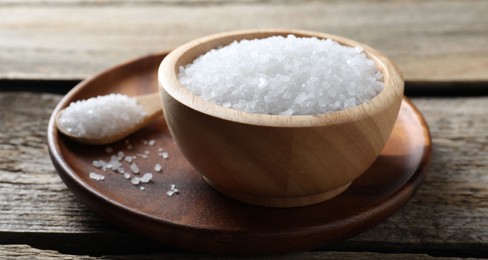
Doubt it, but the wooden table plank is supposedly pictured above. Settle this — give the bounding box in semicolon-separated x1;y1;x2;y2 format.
0;0;486;82
0;245;467;260
0;91;487;257
1;245;85;260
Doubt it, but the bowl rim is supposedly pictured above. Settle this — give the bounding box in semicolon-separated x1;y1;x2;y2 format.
158;29;404;127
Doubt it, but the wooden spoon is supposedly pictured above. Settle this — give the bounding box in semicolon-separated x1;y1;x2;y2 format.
56;92;162;145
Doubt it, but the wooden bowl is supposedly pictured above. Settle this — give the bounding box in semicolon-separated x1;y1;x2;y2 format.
158;29;404;207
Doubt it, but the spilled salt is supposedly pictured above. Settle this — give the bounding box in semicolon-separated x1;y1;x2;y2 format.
166;184;179;196
89;172;105;181
87;138;170;191
154;163;162;172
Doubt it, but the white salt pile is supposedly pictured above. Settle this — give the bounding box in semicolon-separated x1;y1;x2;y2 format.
58;94;147;138
178;35;384;115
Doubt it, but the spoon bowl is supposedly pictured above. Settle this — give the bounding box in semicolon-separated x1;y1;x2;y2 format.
56;92;162;145
158;29;404;207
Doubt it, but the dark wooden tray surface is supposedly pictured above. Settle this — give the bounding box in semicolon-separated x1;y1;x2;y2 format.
47;52;431;255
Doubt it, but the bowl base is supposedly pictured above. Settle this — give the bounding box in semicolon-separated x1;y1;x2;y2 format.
202;176;352;208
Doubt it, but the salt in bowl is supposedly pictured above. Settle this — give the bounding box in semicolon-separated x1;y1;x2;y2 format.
158;29;404;207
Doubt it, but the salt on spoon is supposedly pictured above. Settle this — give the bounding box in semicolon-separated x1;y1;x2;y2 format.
56;93;162;145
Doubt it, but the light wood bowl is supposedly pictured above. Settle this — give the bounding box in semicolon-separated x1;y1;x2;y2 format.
158;29;404;207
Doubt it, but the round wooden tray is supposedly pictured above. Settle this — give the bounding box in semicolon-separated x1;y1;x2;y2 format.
47;52;432;255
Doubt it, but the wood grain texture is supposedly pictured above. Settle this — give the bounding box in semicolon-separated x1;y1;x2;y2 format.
1;91;487;256
0;245;87;259
0;245;467;259
0;92;112;233
0;0;486;82
351;97;488;254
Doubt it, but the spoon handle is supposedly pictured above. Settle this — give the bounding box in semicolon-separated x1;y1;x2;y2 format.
136;93;164;121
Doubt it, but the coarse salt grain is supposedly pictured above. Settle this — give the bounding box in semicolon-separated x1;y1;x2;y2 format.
117;151;124;160
160;152;169;159
58;94;147;138
92;160;103;168
109;156;121;170
166;184;179;196
178;35;384;115
131;177;141;185
130;162;140;174
154;163;162;172
140;173;153;183
137;153;148;159
89;172;105;181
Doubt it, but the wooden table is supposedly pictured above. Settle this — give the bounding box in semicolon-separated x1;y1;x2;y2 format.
1;0;487;258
